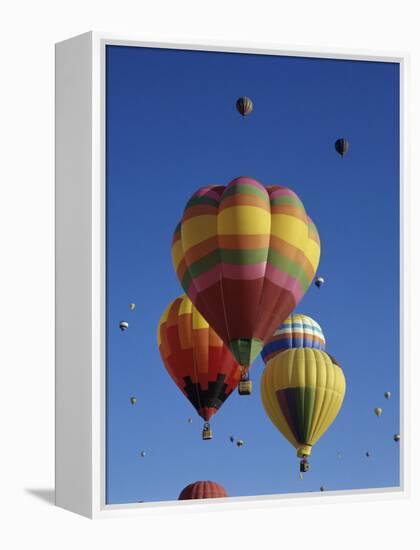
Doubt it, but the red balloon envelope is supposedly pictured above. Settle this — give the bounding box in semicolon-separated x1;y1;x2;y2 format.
178;480;228;500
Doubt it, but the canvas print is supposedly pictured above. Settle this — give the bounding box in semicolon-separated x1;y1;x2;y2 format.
105;45;400;504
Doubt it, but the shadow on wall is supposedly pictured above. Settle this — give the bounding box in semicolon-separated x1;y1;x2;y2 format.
25;488;55;505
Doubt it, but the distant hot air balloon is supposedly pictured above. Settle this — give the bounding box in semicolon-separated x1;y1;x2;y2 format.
236;439;244;448
119;321;129;331
320;486;325;492
187;418;193;424
229;435;234;443
172;177;321;393
365;451;371;458
384;391;391;400
178;481;228;500
129;303;136;311
261;313;326;364
260;348;346;470
393;433;400;442
374;407;382;417
140;450;146;458
236;96;253;116
315;277;324;288
335;138;349;157
130;396;137;405
157;295;242;440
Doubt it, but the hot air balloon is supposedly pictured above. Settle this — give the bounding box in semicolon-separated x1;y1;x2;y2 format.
384;391;391;400
374;407;382;417
172;177;321;393
315;276;324;288
140;450;146;458
260;348;346;471
187;418;193;424
236;439;244;448
393;433;400;442
365;451;371;458
236;96;253;116
119;321;129;331
178;481;228;500
229;435;234;443
335;138;349;157
261;313;326;364
129;303;136;311
320;486;325;492
157;295;242;440
130;396;137;405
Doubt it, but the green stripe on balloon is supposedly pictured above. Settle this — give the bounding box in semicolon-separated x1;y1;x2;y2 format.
267;249;310;289
220;248;269;264
222;183;269;202
270;196;305;209
229;338;263;366
277;386;316;444
185;196;220;209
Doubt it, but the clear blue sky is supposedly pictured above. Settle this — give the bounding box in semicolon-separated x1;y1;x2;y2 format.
105;45;400;504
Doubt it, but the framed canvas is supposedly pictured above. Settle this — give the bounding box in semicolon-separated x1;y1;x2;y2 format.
55;32;409;518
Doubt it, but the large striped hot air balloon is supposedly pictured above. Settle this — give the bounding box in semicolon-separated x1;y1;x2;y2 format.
157;295;242;439
261;313;326;364
178;480;228;500
172;177;321;389
260;348;345;470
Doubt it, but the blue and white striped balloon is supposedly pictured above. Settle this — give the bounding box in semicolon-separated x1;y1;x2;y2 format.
261;314;326;364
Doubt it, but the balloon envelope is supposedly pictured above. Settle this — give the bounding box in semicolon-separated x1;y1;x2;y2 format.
236;96;253;116
374;407;382;417
157;295;242;421
261;313;326;364
119;321;129;331
178;480;228;500
260;348;346;457
172;177;321;367
335;138;349;156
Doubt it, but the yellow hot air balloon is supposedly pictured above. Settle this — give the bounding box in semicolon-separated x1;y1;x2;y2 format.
260;348;346;466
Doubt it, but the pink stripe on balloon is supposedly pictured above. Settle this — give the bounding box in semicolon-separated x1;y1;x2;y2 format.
194;186;221;200
265;264;304;300
268;187;298;199
191;264;222;292
221;262;267;280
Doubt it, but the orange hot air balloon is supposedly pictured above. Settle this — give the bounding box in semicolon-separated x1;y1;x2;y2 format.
171;177;321;385
178;481;228;500
157;295;242;439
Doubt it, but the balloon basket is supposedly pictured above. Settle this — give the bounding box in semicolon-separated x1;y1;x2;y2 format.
202;425;213;440
238;379;253;395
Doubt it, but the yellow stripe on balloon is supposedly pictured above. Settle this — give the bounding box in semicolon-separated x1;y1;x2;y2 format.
303;237;321;272
217;206;271;235
157;302;173;346
181;215;217;251
178;294;192;316
192;305;210;330
171;239;185;271
260;360;298;447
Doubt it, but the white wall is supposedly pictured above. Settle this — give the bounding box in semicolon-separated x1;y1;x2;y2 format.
0;1;418;548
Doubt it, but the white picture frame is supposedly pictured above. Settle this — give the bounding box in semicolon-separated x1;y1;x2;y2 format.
55;31;409;519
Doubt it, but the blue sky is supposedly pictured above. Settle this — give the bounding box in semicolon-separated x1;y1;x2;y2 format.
105;45;400;504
